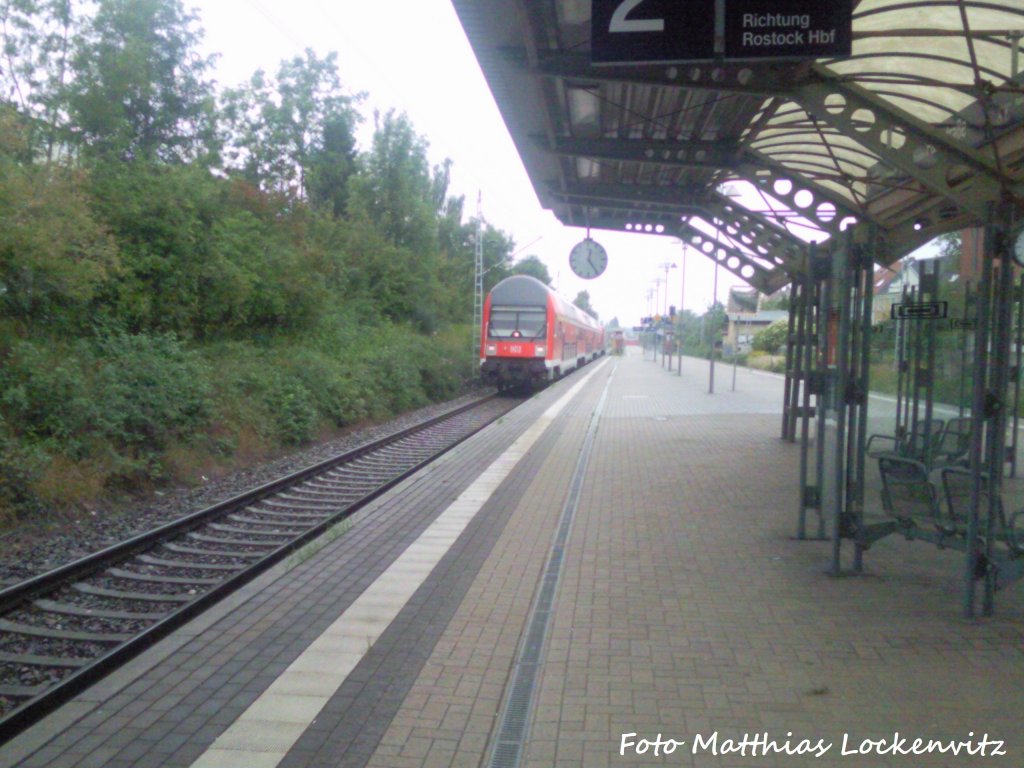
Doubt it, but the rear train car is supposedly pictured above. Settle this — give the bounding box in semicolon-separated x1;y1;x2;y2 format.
480;275;604;390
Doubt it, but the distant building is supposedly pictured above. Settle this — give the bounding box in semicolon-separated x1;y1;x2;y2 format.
724;310;788;354
872;259;920;324
726;286;759;313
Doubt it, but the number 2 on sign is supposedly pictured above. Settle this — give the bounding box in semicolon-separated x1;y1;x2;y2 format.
609;0;664;33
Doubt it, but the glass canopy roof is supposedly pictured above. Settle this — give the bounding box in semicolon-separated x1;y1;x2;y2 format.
452;0;1024;292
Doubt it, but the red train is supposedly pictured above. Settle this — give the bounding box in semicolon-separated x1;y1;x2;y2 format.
480;275;605;390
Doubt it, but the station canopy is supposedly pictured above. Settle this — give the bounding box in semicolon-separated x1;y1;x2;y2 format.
451;1;1024;293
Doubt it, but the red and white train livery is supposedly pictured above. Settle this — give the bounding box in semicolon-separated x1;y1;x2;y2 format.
480;275;604;389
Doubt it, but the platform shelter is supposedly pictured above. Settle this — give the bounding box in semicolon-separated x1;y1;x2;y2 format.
452;0;1024;616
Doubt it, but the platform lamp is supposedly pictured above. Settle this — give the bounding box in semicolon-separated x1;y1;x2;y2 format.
657;261;677;316
707;184;741;393
652;277;664;362
709;217;721;395
669;240;689;375
645;287;656;359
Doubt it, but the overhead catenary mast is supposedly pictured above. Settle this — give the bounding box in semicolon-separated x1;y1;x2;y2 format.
473;191;484;373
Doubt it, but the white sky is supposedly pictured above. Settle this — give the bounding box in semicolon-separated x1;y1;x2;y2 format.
192;0;748;325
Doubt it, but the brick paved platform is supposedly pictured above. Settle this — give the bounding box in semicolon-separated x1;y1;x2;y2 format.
2;349;1022;768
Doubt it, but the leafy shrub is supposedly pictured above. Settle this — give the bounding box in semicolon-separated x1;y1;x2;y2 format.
264;375;318;445
0;420;46;521
90;331;212;455
287;349;375;427
752;319;789;355
1;331;211;482
1;343;97;455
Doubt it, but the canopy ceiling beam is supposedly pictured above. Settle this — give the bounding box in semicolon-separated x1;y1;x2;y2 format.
793;68;1024;221
703;192;814;256
678;219;782;294
509;48;801;97
536;135;740;170
549;181;706;210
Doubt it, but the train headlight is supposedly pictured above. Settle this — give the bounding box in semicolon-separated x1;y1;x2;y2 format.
485;343;498;355
534;345;546;357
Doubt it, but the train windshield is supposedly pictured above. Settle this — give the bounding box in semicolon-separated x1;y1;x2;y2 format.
488;308;547;339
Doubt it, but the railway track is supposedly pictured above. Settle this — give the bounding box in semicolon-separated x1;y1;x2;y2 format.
0;392;522;742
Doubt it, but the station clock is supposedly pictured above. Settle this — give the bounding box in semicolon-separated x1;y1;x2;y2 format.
1014;229;1024;269
569;238;608;279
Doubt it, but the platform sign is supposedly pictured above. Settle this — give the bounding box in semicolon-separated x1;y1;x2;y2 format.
591;0;852;64
724;0;852;60
591;0;715;64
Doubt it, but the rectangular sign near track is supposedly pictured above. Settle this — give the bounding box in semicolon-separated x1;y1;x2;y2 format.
891;301;949;320
591;0;852;64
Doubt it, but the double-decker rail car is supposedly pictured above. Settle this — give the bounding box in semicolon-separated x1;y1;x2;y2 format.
480;275;604;390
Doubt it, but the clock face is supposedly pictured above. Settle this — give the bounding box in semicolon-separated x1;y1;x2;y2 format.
569;238;608;279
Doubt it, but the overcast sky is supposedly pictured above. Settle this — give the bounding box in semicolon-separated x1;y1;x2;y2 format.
192;0;747;325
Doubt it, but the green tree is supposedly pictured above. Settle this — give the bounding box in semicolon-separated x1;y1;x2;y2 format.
752;319;788;355
573;290;597;319
346;110;446;327
703;302;727;347
510;255;551;285
348;109;438;252
673;309;701;352
65;0;219;163
0;132;118;330
0;0;78;162
221;49;361;210
435;204;516;323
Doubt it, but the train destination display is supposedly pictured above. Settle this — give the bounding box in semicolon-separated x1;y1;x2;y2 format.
591;0;851;64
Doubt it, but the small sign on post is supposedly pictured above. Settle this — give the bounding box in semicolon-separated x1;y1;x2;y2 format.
890;301;949;320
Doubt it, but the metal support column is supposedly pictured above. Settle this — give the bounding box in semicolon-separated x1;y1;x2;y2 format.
797;246;827;540
965;209;1016;616
782;281;800;441
846;232;875;573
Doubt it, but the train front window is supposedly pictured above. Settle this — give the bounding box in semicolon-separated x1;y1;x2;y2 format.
517;310;546;338
488;308;546;339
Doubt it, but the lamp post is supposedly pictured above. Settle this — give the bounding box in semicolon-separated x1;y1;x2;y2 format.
652;278;663;362
709;220;720;395
645;288;655;360
657;261;677;315
732;313;741;392
678;242;688;375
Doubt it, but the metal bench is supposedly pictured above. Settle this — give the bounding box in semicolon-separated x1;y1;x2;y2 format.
877;456;956;538
874;456;1024;588
940;466;1024;557
867;418;946;469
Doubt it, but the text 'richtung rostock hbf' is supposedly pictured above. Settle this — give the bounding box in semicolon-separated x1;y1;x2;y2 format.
741;13;836;47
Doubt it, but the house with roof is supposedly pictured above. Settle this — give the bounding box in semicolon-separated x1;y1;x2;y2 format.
872;259;921;324
724;310;789;355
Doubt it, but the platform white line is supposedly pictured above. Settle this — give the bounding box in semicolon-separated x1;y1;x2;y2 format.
189;361;609;768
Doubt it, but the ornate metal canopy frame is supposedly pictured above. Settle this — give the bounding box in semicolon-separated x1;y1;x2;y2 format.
452;0;1024;293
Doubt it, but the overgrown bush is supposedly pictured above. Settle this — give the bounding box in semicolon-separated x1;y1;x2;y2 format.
90;331;212;456
263;375;319;445
752;320;789;355
0;320;478;520
1;330;211;483
0;419;46;522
